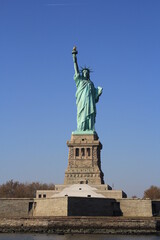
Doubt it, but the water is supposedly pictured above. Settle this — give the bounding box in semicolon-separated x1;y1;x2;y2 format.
0;234;159;240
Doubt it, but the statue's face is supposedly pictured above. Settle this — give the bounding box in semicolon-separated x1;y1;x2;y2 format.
82;69;89;79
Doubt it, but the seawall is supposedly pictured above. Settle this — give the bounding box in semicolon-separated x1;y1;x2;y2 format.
1;197;160;218
0;217;160;234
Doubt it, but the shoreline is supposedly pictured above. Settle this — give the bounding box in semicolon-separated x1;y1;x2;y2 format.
0;217;160;234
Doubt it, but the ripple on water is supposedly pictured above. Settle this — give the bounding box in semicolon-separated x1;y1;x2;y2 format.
0;234;160;240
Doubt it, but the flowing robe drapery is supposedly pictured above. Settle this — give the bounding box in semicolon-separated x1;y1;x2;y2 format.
74;73;102;131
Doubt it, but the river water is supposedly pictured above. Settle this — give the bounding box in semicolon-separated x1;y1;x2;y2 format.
0;234;159;240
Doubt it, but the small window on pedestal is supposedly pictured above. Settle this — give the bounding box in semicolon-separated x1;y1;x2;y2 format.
81;148;85;156
87;148;90;156
76;148;79;156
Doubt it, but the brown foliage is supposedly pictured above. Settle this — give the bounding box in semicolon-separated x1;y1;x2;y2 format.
132;195;138;199
143;185;160;200
0;180;55;198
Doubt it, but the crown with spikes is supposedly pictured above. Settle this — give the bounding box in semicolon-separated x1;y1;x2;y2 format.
80;65;93;74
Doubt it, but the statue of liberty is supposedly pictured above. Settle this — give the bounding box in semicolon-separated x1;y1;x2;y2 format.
72;46;103;133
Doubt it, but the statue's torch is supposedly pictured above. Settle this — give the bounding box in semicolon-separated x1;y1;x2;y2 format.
72;46;78;55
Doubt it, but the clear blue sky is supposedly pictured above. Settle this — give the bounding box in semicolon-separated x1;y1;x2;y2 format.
0;0;160;197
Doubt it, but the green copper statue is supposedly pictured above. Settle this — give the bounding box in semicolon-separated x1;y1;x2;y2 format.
72;46;103;133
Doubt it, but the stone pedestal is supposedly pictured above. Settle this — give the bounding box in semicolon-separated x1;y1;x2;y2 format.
64;133;104;185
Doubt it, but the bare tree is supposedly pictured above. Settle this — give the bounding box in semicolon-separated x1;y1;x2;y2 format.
132;195;138;199
143;185;160;200
0;180;55;198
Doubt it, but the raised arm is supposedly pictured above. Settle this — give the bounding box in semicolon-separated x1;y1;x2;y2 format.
72;46;79;76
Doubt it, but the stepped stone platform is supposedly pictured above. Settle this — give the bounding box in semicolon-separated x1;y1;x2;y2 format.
36;184;127;199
